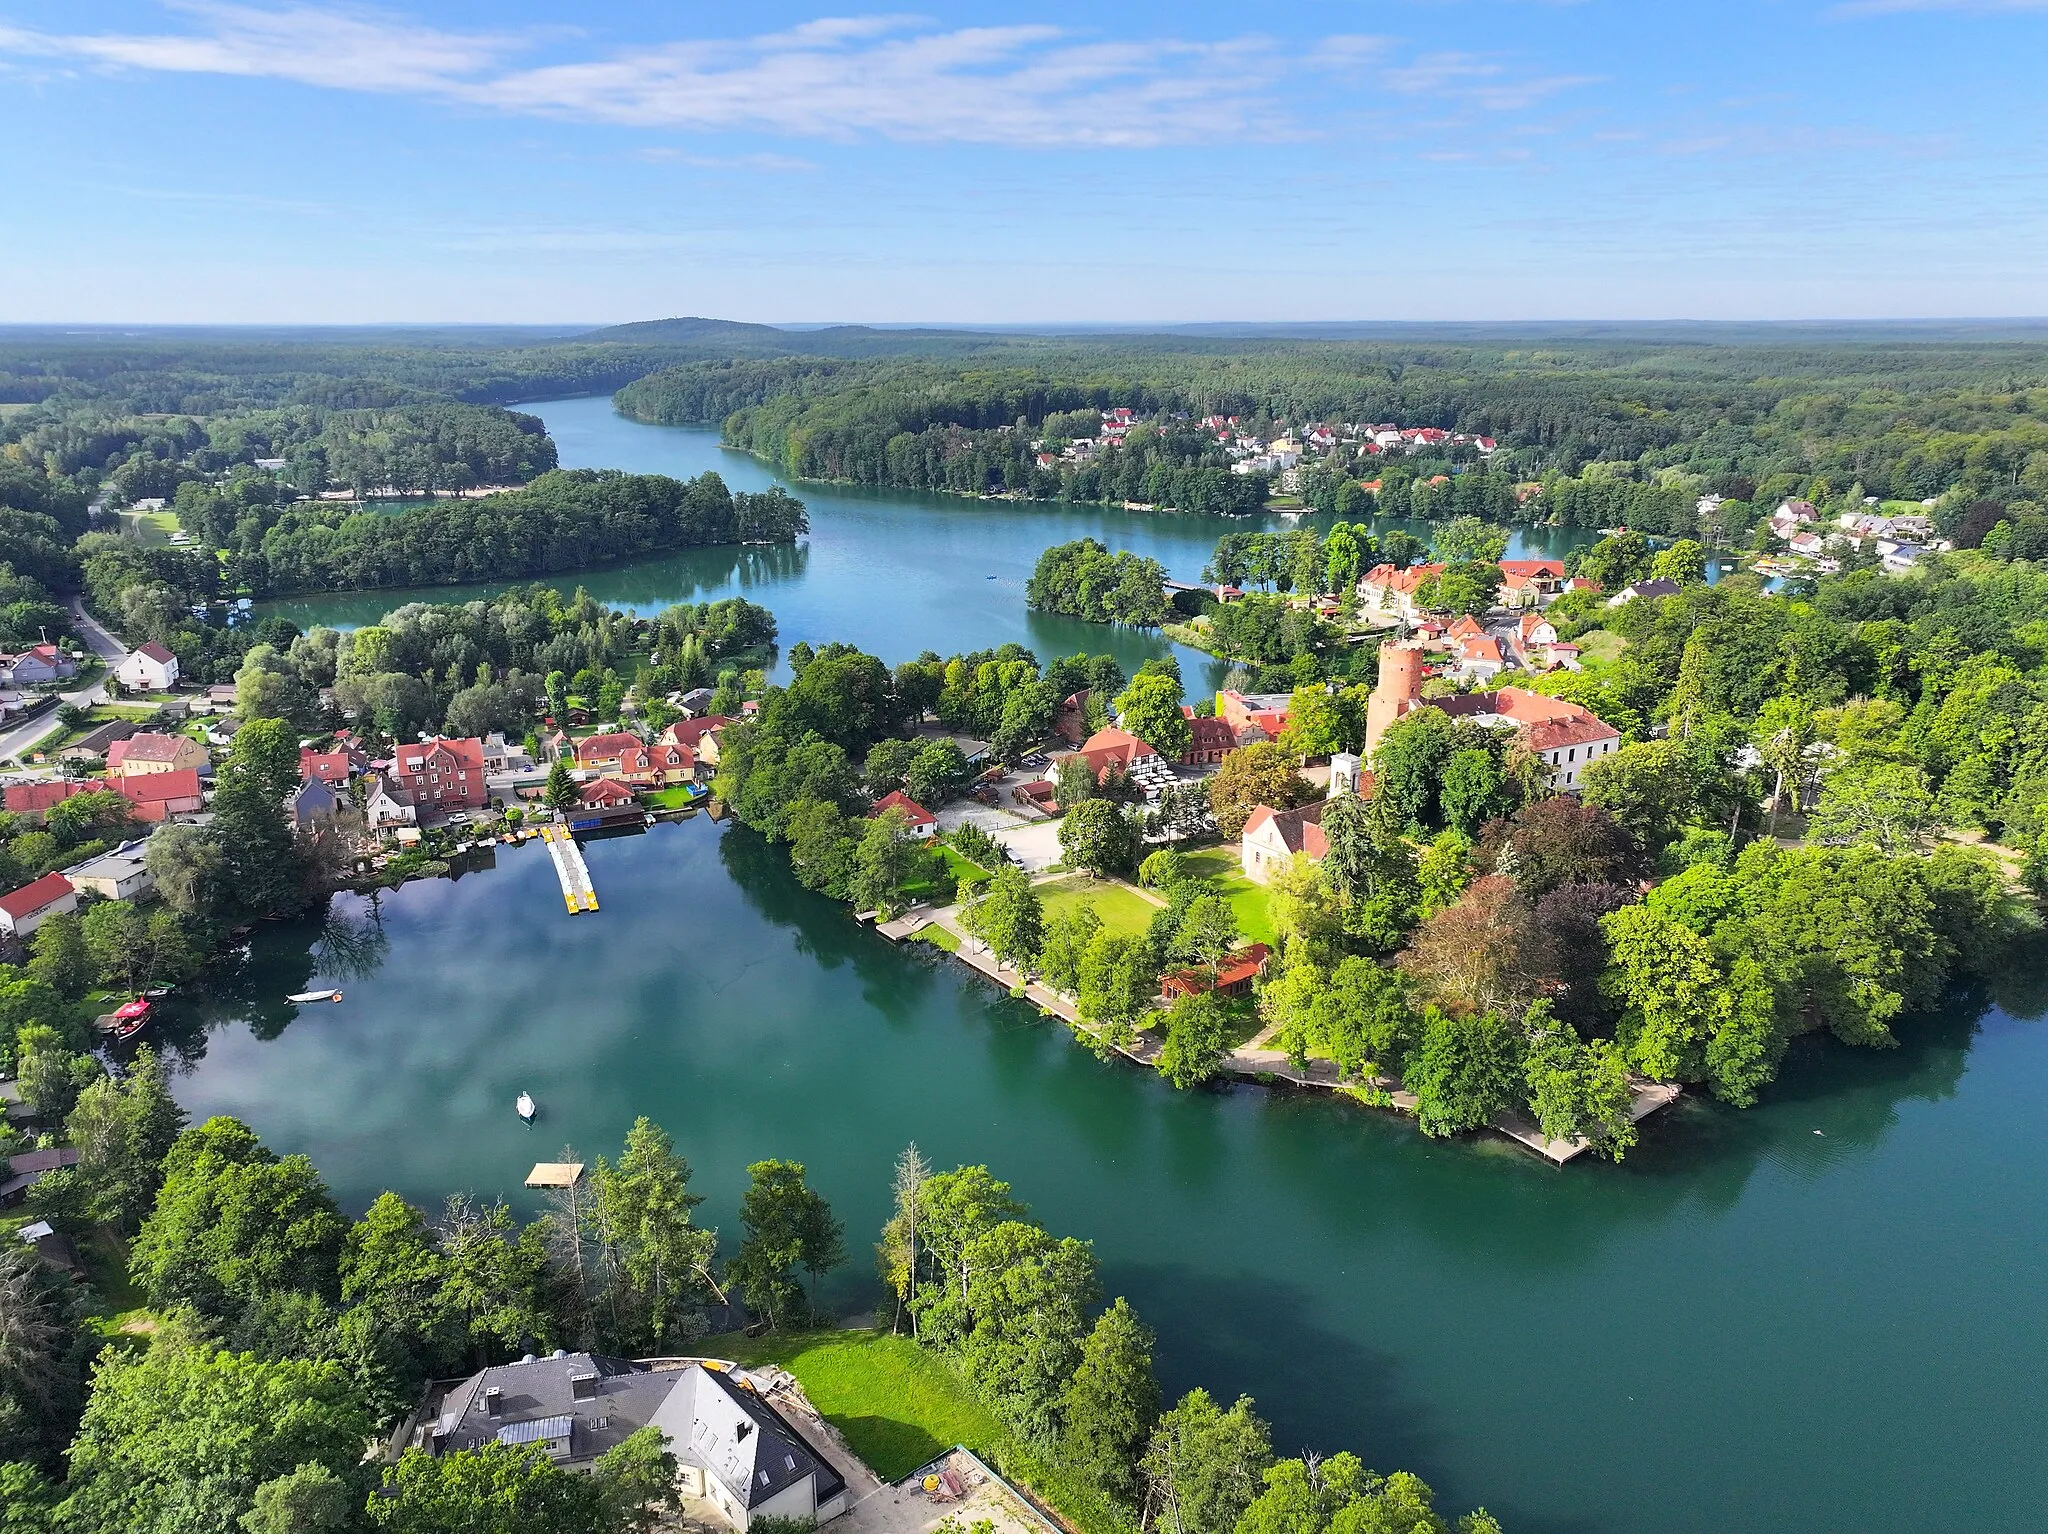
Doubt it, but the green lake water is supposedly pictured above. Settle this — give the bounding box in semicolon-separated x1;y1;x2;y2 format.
191;399;2048;1534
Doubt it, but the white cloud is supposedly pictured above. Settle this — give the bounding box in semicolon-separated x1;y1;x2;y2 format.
0;5;1595;148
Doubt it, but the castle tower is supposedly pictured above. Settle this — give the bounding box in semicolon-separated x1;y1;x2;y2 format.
1328;751;1361;799
1364;642;1427;757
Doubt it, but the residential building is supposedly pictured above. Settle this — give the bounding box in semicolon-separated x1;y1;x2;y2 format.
400;1355;849;1531
658;716;730;754
300;744;367;785
574;731;643;774
290;777;344;831
204;683;239;710
390;737;488;818
1181;712;1236;766
0;646;76;686
364;773;417;830
62;838;155;901
4;779;90;817
481;733;531;773
116;641;180;691
578;777;638;810
1496;559;1569;609
613;741;695;785
0;871;79;939
1606;578;1682;606
1359;563;1448;620
677;687;718;717
869;789;937;838
108;769;204;822
1455;632;1508;685
106;732;209;777
1161;943;1273;1000
1240;803;1327;884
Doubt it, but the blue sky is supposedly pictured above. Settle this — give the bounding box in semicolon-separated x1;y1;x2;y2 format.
3;1;2046;324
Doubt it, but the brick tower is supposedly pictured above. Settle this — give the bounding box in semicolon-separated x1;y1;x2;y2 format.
1364;642;1427;756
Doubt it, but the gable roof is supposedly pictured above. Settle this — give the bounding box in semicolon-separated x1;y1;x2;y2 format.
574;731;643;761
0;871;76;920
4;780;89;815
870;789;936;826
107;732;192;765
699;1365;849;1509
1242;800;1328;859
394;737;484;772
579;777;637;806
659;716;731;749
132;641;177;665
1497;559;1567;579
109;769;202;805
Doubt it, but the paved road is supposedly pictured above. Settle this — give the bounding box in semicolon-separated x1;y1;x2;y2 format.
0;598;130;767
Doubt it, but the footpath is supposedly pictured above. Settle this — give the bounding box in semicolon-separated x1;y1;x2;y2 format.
872;897;1679;1165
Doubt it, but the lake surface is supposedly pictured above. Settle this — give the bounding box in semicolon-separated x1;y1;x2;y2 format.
205;399;2048;1534
263;395;1601;692
162;828;2047;1534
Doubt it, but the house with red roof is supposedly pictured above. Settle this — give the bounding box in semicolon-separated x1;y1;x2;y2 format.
390;737;487;819
1359;562;1448;619
573;731;643;774
1365;643;1619;787
1161;943;1273;1001
4;780;89;818
579;777;638;809
1181;711;1236;766
1456;632;1509;684
658;716;730;759
1215;691;1291;742
107;732;208;777
1447;614;1487;643
300;743;368;786
108;769;204;822
1239;802;1328;884
0;871;78;939
1070;727;1160;784
116;641;180;691
869;790;937;838
1497;559;1569;610
612;741;696;786
0;645;76;687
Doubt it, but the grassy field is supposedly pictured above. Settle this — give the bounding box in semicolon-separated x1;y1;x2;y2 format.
702;1328;1128;1534
1177;848;1276;947
913;923;960;952
644;785;702;809
1575;629;1628;666
1038;875;1157;937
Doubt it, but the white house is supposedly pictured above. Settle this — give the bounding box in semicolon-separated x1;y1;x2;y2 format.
0;872;80;940
117;641;180;692
363;773;417;830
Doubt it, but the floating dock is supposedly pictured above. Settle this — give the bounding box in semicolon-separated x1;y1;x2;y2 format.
539;823;598;913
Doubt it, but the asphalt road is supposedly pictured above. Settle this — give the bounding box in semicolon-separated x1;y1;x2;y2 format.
0;599;130;766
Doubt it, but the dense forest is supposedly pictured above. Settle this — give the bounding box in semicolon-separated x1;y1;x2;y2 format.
607;337;2048;533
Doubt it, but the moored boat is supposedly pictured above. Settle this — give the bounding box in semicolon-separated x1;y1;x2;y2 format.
516;1091;537;1123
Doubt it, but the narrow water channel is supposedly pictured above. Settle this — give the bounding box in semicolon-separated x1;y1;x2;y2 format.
206;400;2048;1534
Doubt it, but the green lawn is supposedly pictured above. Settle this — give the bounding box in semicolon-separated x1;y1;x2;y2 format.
702;1329;1128;1534
1177;849;1276;947
644;785;703;809
700;1329;1004;1480
913;923;960;953
1038;875;1157;937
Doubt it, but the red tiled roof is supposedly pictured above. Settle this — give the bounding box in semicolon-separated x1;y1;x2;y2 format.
1186;716;1236;753
579;776;638;806
659;716;730;749
1497;559;1567;579
394;737;484;772
4;780;88;814
1448;615;1486;639
574;731;642;763
1241;801;1328;859
108;768;202;805
0;871;76;920
107;732;190;766
1523;715;1621;752
134;641;177;664
870;790;936;827
1362;562;1447;595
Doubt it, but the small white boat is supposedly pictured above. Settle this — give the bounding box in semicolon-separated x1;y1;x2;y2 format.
516;1092;537;1123
287;989;343;1004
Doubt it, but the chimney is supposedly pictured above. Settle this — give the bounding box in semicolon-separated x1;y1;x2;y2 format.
484;1387;502;1418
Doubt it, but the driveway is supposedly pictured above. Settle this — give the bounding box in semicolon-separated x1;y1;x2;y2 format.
989;818;1064;872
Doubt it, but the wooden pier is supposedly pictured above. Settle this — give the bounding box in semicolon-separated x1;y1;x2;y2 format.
539;823;598;913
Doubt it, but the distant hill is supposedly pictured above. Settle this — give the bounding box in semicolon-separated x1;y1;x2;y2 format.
576;316;794;344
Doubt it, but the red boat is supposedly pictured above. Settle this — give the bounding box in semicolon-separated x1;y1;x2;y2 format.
110;997;153;1042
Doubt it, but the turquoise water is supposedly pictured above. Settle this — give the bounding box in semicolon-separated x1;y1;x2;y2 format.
262;396;1599;692
159;819;2048;1534
197;399;2048;1534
